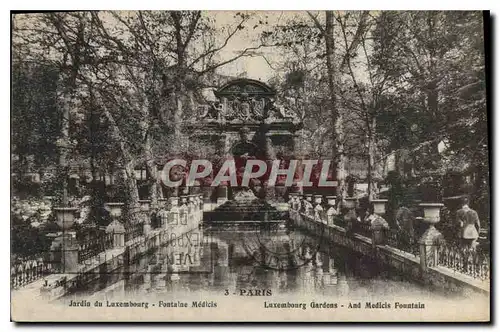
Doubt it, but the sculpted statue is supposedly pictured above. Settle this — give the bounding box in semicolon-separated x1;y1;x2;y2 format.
240;100;251;121
251;98;266;119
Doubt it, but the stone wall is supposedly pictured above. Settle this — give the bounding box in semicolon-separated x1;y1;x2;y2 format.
290;209;489;296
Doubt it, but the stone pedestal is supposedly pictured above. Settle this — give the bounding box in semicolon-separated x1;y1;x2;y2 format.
313;195;324;222
371;221;387;247
370;200;389;247
326;196;338;226
105;203;125;248
106;221;125;248
61;233;79;273
143;222;152;236
419;224;442;270
49;232;79;273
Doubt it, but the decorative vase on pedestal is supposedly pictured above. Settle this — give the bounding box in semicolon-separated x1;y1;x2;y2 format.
52;207;79;273
105;203;125;247
418;203;445;269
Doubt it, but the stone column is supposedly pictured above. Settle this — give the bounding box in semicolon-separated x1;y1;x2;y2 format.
418;203;444;271
105;203;125;248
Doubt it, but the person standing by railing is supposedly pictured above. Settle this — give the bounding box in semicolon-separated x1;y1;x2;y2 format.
457;197;480;250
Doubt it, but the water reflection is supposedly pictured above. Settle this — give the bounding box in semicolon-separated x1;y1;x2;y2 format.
71;225;449;299
128;225;425;297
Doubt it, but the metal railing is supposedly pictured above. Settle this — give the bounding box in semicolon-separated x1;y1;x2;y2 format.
78;232;114;264
11;257;57;289
437;243;490;280
125;223;143;243
353;222;371;238
386;228;420;256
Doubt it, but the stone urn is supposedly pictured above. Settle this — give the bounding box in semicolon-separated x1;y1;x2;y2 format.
305;194;313;203
344;197;358;210
371;199;388;216
104;202;124;219
419;203;444;224
326;196;337;207
138;199;151;212
53;207;79;230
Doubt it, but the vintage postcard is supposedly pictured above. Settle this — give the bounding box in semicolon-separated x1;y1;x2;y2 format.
11;10;490;322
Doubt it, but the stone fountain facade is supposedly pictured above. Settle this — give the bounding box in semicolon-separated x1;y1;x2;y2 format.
185;78;304;205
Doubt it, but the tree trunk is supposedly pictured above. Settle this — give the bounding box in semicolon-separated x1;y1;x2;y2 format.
144;133;159;209
367;116;377;200
173;90;183;148
101;105;140;220
59;92;71;206
325;11;346;200
122;161;141;223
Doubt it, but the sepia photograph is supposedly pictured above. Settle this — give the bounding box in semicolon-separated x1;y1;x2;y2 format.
10;9;490;322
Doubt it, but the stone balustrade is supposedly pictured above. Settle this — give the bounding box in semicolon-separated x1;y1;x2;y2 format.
287;193;490;283
11;194;204;290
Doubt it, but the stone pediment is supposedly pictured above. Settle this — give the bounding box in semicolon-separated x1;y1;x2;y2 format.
196;78;299;124
214;78;276;98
